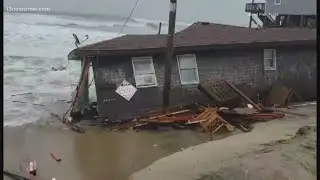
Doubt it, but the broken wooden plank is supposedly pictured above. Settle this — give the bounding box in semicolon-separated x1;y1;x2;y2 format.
140;109;191;121
226;82;265;111
11;92;33;97
270;108;307;117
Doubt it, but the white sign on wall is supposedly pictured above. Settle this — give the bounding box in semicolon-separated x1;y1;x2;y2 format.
115;80;137;101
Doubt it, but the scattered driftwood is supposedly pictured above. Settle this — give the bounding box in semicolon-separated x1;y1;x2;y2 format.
57;99;72;103
11;92;33;97
10;100;46;107
51;66;67;71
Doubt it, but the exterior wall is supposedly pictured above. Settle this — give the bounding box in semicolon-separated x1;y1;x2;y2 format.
93;46;316;121
92;57;162;121
265;0;316;15
266;47;317;100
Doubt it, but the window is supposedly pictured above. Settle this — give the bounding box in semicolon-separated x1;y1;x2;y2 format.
263;49;277;70
177;54;199;84
132;57;157;88
274;0;281;5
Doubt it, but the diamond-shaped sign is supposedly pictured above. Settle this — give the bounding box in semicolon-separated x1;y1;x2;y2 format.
115;80;137;101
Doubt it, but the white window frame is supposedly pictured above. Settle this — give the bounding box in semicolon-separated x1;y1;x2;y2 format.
176;54;200;85
274;0;281;5
263;49;277;70
132;56;158;88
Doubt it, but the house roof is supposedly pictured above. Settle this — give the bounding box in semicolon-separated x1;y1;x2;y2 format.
175;22;316;47
69;22;316;59
79;34;167;51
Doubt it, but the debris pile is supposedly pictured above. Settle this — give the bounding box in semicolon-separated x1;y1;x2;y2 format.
131;104;283;136
97;80;303;136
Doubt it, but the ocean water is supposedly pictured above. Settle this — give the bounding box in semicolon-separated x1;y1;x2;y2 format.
3;12;190;127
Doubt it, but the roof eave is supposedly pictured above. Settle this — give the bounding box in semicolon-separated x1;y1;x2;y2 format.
69;47;166;60
176;40;316;53
67;39;316;60
68;49;81;60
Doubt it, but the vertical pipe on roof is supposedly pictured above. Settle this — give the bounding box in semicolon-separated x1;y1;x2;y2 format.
249;0;255;29
158;22;162;34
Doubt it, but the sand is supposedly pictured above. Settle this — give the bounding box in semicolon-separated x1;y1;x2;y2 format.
130;104;317;180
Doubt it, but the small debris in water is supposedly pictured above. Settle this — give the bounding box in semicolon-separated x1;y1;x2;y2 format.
50;152;62;162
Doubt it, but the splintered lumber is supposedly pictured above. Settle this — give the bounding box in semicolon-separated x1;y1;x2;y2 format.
132;122;150;129
245;112;285;121
271;108;307;117
137;109;192;122
226;82;265;112
195;108;235;135
149;110;191;120
139;114;197;124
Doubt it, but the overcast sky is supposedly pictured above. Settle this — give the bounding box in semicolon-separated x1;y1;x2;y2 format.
4;0;251;26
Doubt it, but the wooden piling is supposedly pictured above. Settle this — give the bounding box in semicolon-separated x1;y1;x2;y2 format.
162;0;177;110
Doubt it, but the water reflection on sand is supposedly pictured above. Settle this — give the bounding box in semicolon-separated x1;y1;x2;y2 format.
4;124;214;180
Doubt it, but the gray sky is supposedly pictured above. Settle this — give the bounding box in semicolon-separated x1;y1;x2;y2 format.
4;0;250;26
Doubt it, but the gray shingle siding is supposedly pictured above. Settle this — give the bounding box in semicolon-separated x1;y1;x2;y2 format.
93;46;316;120
265;0;316;15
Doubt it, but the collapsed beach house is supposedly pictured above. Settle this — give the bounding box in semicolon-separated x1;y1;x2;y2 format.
67;22;316;122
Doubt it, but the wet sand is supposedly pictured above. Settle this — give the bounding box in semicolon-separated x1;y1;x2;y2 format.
4;121;216;180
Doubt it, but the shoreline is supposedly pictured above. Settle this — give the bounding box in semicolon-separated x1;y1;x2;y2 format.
4;120;212;180
4;102;316;180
